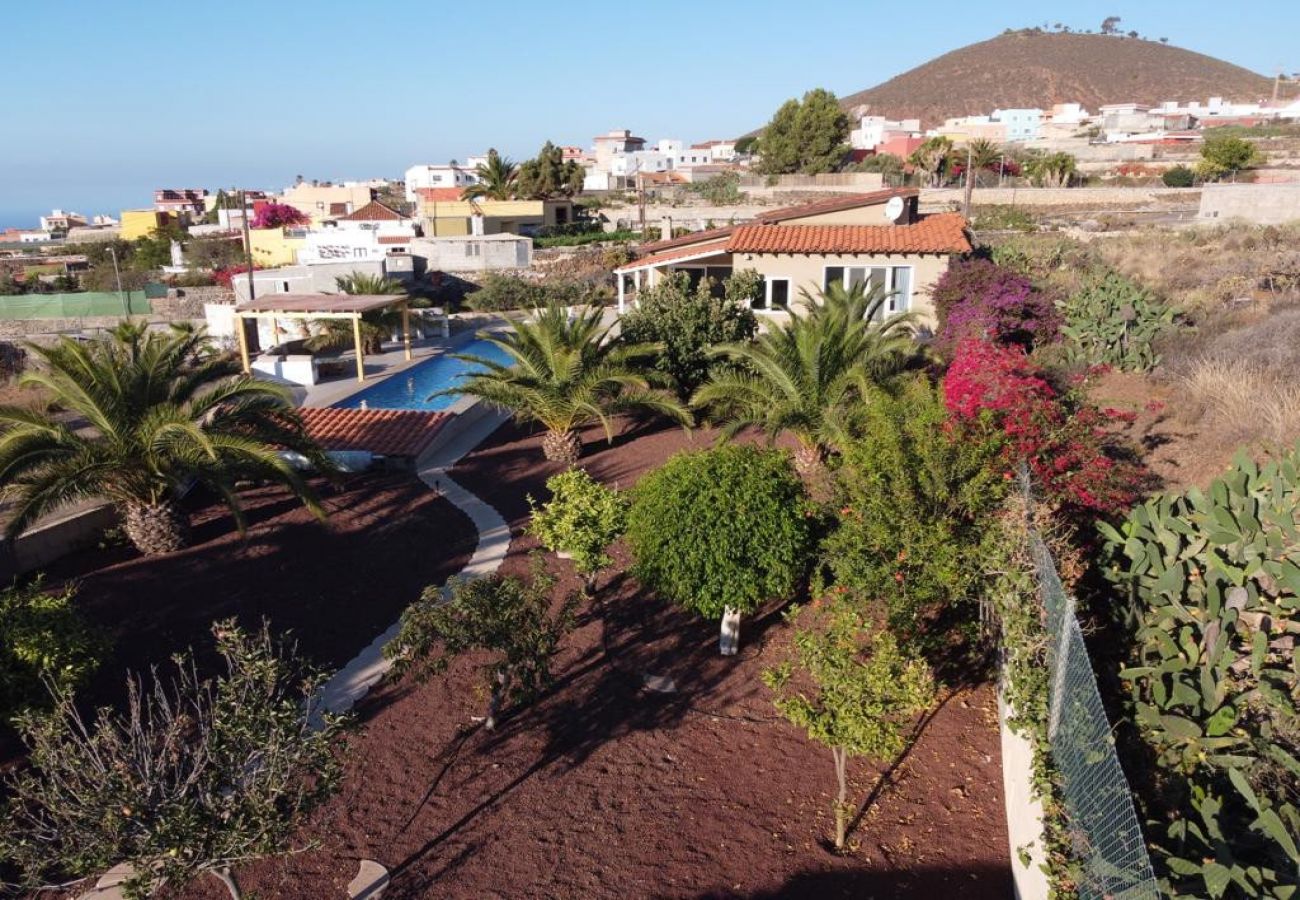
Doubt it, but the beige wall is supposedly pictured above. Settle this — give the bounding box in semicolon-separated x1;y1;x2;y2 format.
782;196;917;226
279;184;375;222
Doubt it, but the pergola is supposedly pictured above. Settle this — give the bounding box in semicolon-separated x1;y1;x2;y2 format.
232;293;413;383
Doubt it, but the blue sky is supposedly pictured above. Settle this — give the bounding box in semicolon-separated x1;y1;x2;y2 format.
1;0;1295;226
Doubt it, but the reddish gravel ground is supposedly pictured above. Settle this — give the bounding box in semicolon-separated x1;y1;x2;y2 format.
177;417;1012;899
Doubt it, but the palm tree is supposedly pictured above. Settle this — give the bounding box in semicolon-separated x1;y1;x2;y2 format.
462;149;518;201
1023;151;1078;187
909;136;954;188
692;283;920;474
962;138;1003;213
0;325;331;556
442;304;690;464
305;272;409;355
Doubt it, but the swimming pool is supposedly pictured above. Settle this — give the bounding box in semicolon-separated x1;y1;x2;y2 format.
333;338;514;412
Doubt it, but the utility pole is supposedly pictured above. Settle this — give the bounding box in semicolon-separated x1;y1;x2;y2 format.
239;190;260;355
107;244;128;316
962;143;975;219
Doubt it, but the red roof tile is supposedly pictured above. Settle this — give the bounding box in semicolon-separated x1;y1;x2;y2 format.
755;188;920;223
615;239;731;272
297;407;452;459
415;187;464;202
636;224;735;255
726;213;970;255
341;200;406;221
377;235;412;244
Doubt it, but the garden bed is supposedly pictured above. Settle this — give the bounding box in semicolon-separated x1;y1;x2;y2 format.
183;419;1012;898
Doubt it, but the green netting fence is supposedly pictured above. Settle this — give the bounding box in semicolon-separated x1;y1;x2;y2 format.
0;291;156;319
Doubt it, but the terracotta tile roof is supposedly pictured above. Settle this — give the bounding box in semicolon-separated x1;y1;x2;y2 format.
377;235;412;244
415;187;464;202
726;213;971;256
341;200;406;221
636;224;735;255
755;188;920;223
615;239;731;273
297;407;452;459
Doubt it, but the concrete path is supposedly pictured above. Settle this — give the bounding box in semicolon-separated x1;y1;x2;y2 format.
317;409;512;716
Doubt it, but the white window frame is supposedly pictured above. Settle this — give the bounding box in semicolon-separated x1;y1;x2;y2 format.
822;263;914;317
754;276;791;312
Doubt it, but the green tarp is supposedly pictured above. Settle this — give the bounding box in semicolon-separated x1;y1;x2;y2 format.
0;291;155;318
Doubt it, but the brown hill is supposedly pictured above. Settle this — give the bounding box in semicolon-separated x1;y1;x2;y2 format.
836;30;1274;128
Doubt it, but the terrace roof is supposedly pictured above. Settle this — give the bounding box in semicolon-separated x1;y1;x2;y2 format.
235;294;404;316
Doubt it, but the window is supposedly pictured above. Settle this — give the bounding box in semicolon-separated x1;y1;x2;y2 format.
353;247;365;258
750;277;790;311
824;265;913;317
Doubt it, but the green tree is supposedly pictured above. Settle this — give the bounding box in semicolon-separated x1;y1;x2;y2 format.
619;270;758;402
1023;150;1078;187
515;141;584;199
0;621;342;900
909;136;954;187
463;148;519;201
756;88;849;175
528;468;627;593
626;444;812;653
0;326;330;556
385;569;576;730
961;138;1003;212
1161;164;1195;187
443;304;690;464
852;152;905;179
764;595;934;850
692;283;920;474
0;580;105;723
1196;133;1262;181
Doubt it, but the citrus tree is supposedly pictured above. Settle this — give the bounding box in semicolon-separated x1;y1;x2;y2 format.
528;467;627;594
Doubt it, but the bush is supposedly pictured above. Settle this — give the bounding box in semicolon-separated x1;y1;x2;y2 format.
534;229;640;248
1059;272;1175;372
466;273;547;312
0;621;340;900
528;468;627;585
384;568;576;728
686;172;744;205
1161;165;1195;188
1100;451;1300;898
931;258;1061;357
0;581;104;723
824;379;1007;641
971;205;1037;233
627;445;812;633
763;592;933;849
619;270;758;401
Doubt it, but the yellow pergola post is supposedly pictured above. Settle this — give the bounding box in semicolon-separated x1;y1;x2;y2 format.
352;314;365;382
401;301;412;361
235;313;251;374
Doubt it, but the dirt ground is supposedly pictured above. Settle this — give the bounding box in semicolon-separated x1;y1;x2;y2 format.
172;418;1012;899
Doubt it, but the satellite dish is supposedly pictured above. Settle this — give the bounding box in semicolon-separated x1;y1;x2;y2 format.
885;196;905;222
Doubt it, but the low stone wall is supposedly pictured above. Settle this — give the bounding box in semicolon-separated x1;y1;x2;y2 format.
921;186;1200;210
0;503;117;582
154;284;234;318
0;315;171;340
1199;183;1300;224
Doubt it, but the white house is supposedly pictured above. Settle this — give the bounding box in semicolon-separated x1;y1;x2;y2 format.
404;162;482;202
297;200;417;265
849;116;921;151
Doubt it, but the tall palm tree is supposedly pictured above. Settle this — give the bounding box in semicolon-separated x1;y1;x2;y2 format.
909;136;954;188
962;138;1003;212
0;325;331;556
692;284;920;474
441;304;690;464
462;149;518;201
306;272;410;355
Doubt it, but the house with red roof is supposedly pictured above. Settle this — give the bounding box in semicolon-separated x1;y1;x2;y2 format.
613;188;970;329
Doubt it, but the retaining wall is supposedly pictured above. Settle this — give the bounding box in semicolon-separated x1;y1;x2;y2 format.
0;503;117;581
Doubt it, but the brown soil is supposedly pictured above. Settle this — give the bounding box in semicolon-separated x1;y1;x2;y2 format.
182;418;1012;899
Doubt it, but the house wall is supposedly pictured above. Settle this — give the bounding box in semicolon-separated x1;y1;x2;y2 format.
409;236;532;272
120;209;172;240
249;227;306;267
781;197;915;226
231;259;409;302
1198;184;1300;224
278;184;375;223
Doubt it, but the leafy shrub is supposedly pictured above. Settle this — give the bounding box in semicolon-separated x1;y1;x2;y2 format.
627;445;812;624
1;581;104;723
534;229;640;248
466;273;547;312
1060;272;1175;372
931;258;1061;357
1161;165;1195;188
686;172;744;205
619;270;758;401
943;338;1149;518
971;205;1037;233
0;621;341;900
763;592;933;849
385;568;576;728
1100;451;1300;898
528;468;627;584
824;378;1006;641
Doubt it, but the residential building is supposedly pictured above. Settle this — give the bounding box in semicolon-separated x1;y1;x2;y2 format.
1046;103;1090;125
932;116;1007;143
154;189;208;218
409;234;532;272
875;135;925;160
592;129;646;172
230;258;413;303
991;108;1042;142
296;201;418;265
697;139;739;162
1099;103;1153;133
849;116;922;151
120;209;177;240
39;209;87;232
404;162;482;202
613;188;970;328
278;182;376;223
418;198;574;237
248;226;308;267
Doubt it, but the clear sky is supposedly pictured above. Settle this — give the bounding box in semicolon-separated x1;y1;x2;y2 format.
1;0;1295;226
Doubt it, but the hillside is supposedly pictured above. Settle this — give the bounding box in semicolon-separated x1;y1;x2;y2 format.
835;31;1274;128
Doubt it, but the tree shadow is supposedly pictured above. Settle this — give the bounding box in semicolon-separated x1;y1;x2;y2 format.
698;862;1013;899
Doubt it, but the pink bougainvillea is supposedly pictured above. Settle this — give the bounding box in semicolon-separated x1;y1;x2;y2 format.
943;338;1147;517
250;203;310;229
931;258;1061;358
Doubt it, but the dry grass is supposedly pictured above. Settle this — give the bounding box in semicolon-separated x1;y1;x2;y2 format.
1180;355;1300;446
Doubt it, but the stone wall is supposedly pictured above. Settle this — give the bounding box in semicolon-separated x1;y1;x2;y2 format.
1198;183;1300;224
920;186;1200;210
154;284;234;318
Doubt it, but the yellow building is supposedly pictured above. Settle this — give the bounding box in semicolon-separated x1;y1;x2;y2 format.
418;198;575;236
248;227;306;267
120;209;175;241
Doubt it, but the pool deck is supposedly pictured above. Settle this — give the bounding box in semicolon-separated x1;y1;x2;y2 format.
299;316;509;410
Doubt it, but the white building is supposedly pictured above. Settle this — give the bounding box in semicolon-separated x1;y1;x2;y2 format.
991;108;1043;142
849;116;921;151
404;162;482;202
39;209;87;232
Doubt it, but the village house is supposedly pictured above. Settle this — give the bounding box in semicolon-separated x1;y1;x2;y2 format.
613;189;970;330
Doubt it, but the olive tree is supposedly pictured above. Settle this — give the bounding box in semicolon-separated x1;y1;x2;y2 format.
0;621;342;900
626;445;812;654
763;595;934;850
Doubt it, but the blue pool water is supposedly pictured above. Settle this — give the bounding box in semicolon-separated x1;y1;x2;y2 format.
334;338;513;412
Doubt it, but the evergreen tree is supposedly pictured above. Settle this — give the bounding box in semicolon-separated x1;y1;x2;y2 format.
516;142;584;199
756;89;849;175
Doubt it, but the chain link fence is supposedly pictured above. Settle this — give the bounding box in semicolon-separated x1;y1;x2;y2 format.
1026;514;1160;900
